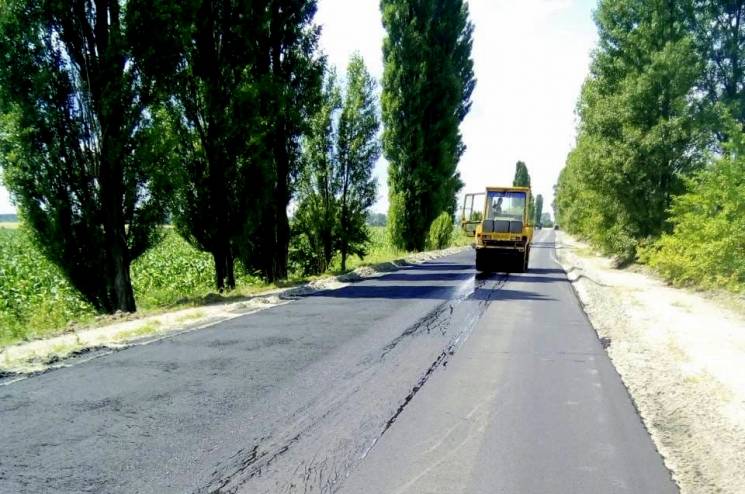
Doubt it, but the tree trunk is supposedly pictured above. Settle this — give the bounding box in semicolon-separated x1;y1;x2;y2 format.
214;250;226;292
213;241;236;292
101;215;136;313
322;228;333;273
226;247;236;290
274;201;290;279
264;121;290;282
112;247;136;312
101;151;136;313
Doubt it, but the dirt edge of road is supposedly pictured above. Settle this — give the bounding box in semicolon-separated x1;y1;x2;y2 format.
554;231;745;494
0;245;470;380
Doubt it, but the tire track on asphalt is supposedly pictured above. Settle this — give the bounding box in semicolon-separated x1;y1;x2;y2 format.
199;272;511;494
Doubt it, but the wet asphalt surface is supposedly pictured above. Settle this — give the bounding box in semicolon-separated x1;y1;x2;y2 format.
0;230;677;493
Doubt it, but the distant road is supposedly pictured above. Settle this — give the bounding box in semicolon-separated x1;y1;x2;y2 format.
0;230;677;493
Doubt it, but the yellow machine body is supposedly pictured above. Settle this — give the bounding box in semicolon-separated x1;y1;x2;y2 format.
460;186;533;272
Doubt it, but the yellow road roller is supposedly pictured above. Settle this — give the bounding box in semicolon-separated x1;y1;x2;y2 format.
460;186;533;272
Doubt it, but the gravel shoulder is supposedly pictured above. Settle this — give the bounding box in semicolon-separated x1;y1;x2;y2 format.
0;246;468;378
554;231;745;494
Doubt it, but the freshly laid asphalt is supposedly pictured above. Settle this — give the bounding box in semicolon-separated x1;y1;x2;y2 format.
0;230;677;493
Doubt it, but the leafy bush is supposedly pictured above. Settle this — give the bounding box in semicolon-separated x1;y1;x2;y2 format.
427;212;454;250
642;148;745;291
288;224;324;276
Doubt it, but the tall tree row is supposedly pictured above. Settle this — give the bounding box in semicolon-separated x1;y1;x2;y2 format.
131;0;323;285
0;0;324;310
556;0;715;259
557;0;745;288
381;0;476;251
0;0;474;315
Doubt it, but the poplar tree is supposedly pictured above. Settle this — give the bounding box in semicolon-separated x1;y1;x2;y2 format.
0;0;171;313
294;70;341;274
251;0;324;282
382;0;475;251
513;161;534;221
513;161;531;187
128;0;275;291
130;0;323;287
534;194;544;226
294;55;380;274
336;54;380;270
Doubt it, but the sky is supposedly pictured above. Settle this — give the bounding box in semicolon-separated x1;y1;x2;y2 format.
0;0;598;216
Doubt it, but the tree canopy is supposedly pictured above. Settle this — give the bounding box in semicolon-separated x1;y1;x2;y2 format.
556;0;713;259
513;161;531;187
0;0;171;312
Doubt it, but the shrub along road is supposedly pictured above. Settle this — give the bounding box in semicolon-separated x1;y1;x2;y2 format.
0;230;676;493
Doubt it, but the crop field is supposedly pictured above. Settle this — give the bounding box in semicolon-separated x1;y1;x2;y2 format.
0;224;472;347
0;228;96;346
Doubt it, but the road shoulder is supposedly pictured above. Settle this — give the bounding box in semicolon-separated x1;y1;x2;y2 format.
554;231;745;494
0;246;469;379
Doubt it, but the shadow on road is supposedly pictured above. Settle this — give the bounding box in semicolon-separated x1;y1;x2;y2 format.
524;267;565;275
373;272;474;282
312;284;553;301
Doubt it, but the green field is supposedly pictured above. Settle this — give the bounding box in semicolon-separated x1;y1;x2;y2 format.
0;224;472;347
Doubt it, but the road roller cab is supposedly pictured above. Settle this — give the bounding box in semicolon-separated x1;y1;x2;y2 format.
460;186;533;272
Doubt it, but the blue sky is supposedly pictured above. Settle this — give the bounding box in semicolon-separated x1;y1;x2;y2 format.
0;0;598;215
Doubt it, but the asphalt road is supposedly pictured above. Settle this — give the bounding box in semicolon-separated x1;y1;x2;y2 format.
0;230;677;493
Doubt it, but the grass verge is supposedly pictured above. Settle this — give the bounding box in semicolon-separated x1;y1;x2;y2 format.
1;224;472;348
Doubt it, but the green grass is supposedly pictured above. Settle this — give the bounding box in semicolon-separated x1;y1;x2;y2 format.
0;222;20;229
0;223;472;348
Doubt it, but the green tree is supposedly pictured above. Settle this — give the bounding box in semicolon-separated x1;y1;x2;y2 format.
294;70;342;274
513;161;531;187
130;0;323;286
556;0;710;259
512;160;534;221
427;212;454;250
0;0;171;313
540;212;554;228
294;55;380;274
644;120;745;289
692;1;745;126
534;194;544;226
250;0;324;282
336;54;381;271
128;0;269;292
382;0;475;251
